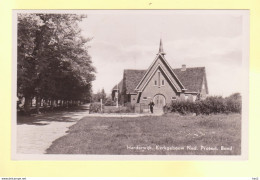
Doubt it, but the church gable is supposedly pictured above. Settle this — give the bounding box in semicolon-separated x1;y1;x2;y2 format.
111;39;209;104
135;41;185;93
138;67;179;104
138;63;182;93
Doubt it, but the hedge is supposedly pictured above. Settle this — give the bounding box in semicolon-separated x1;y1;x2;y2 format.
164;94;241;115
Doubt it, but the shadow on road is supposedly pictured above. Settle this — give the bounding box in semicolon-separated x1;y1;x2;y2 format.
17;107;89;126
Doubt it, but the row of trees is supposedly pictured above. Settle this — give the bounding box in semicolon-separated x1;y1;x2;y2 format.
17;14;95;113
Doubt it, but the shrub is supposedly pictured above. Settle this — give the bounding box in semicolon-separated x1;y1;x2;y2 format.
225;93;242;113
203;96;227;114
166;94;241;115
89;102;104;113
124;102;135;113
104;98;116;106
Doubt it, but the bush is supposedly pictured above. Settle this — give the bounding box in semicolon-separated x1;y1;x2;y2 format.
124;102;135;113
165;94;241;115
104;98;116;106
168;100;194;115
202;96;227;114
225;93;242;113
89;102;104;113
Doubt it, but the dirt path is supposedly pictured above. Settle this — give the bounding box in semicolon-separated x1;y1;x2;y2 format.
17;110;90;154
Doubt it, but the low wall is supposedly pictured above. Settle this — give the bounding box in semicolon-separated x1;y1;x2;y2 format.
134;103;149;113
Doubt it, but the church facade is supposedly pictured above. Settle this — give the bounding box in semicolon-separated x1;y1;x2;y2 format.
112;39;209;108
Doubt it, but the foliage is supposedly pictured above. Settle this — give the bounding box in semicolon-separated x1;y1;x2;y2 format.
225;93;242;113
89;102;104;113
104;97;116;106
165;93;242;115
124;102;135;113
92;88;106;102
17;13;95;113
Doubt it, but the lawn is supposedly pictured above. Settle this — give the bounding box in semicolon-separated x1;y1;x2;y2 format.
46;113;241;155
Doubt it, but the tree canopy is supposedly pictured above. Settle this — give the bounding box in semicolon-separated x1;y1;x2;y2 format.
92;88;106;102
17;13;95;112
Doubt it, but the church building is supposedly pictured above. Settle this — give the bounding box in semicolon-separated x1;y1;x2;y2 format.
112;39;208;108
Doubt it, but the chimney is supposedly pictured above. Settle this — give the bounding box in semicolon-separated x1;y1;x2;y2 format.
181;64;186;71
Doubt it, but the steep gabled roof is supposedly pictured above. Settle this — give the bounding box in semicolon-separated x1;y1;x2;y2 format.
173;67;208;93
123;69;146;93
135;54;185;92
135;40;185;92
112;67;208;94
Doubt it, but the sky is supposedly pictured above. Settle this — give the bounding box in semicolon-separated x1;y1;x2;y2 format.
79;10;248;97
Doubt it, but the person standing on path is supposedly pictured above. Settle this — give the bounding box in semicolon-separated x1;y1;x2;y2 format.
148;100;155;114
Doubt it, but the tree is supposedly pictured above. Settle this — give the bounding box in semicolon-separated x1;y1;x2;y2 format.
92;88;106;102
100;88;106;100
17;14;95;113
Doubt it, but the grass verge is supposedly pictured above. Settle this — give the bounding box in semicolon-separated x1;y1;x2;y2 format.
46;113;241;155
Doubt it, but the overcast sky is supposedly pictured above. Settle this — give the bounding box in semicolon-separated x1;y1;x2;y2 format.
79;10;248;97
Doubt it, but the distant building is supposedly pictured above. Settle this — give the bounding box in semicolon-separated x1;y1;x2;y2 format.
112;39;208;108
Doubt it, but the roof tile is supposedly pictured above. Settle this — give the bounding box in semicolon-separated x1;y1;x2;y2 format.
113;67;207;94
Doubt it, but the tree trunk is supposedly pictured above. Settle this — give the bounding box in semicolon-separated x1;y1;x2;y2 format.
24;96;31;114
36;96;40;114
43;99;47;109
50;99;54;109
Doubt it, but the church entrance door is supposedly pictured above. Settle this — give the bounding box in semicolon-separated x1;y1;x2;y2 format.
153;94;166;108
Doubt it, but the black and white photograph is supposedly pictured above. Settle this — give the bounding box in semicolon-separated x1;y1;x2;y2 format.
12;10;249;160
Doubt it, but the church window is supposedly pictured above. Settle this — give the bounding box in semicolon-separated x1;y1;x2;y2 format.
143;97;147;100
162;79;165;86
158;72;161;86
154;80;157;85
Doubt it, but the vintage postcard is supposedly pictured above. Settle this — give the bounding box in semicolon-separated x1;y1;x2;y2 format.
12;10;249;160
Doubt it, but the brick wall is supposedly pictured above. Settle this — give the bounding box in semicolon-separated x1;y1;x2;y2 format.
137;56;182;92
139;68;178;105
